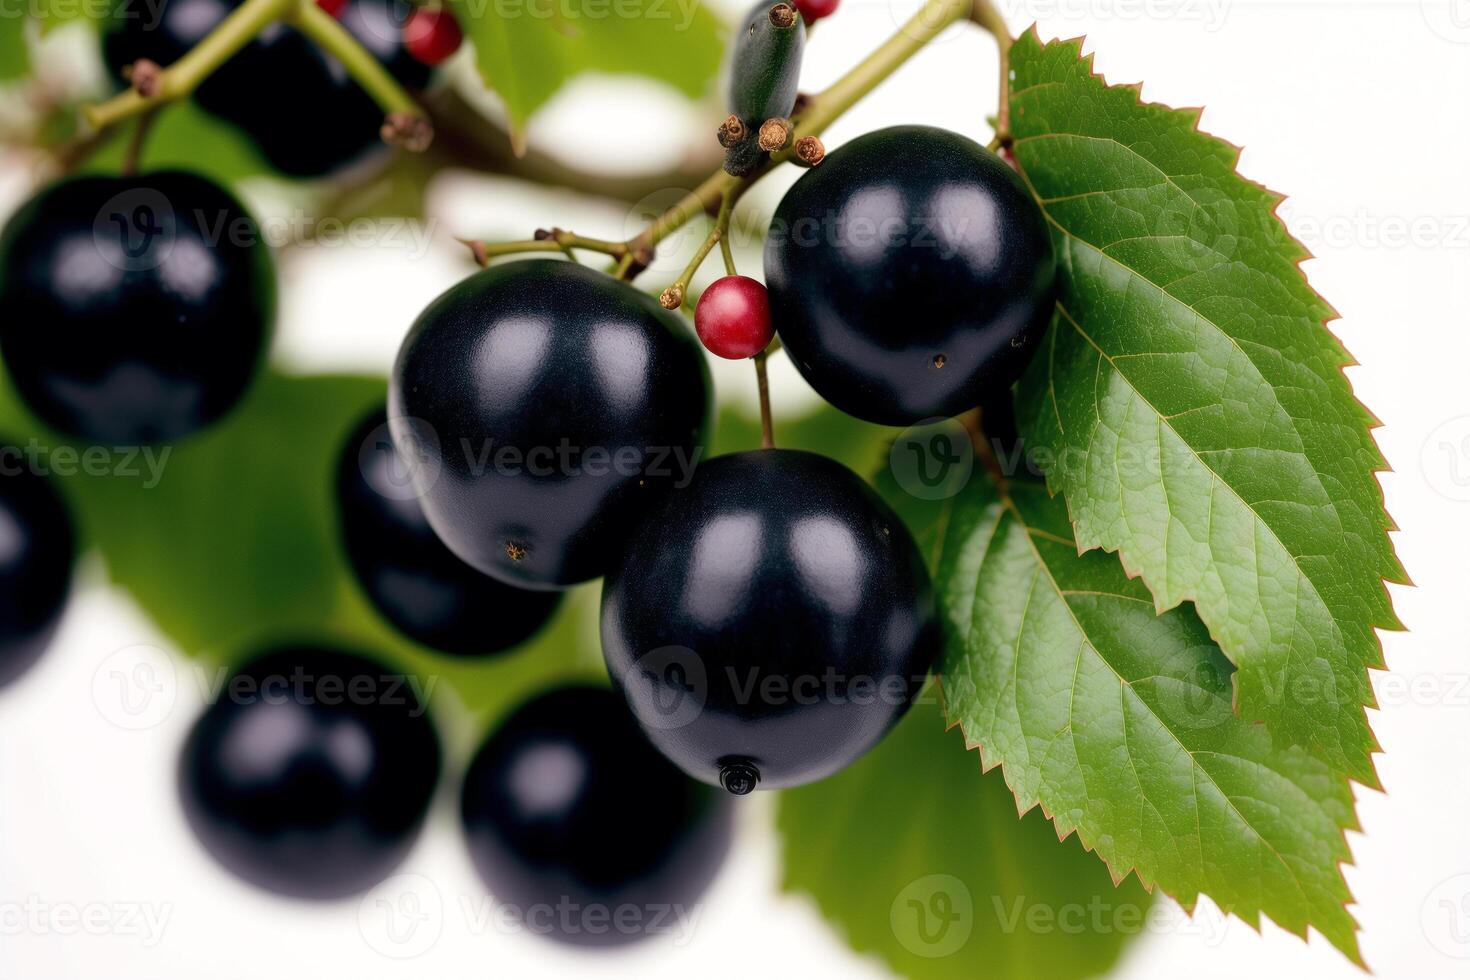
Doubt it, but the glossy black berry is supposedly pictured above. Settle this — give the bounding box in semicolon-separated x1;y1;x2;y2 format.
389;259;711;589
765;125;1056;425
178;645;441;899
460;686;733;946
0;171;273;444
336;406;561;655
0;457;75;687
601;449;941;791
105;0;431;177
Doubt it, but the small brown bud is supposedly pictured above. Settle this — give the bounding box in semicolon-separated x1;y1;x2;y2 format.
381;112;433;152
768;2;797;28
126;59;163;98
533;228;556;241
757;117;792;152
659;285;684;310
717;114;747;148
794;135;825;167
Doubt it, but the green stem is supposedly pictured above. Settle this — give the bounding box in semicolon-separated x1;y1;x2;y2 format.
628;0;993;253
84;0;295;129
659;192;732;308
83;0;427;134
473;0;1011;270
970;0;1013;140
289;2;422;118
754;350;774;448
121;107;160;176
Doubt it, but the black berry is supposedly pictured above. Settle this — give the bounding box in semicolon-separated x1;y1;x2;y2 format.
178;645;441;899
0;457;75;687
0;171;273;444
765;125;1056;425
336;406;561;655
460;685;733;946
389;260;710;589
601;449;940;791
105;0;431;177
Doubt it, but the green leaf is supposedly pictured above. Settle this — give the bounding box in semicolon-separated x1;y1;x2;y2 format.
0;15;28;81
451;0;725;136
1007;31;1403;784
780;700;1150;980
908;467;1362;962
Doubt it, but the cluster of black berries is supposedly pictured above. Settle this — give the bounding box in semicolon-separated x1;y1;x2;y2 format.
0;0;1053;949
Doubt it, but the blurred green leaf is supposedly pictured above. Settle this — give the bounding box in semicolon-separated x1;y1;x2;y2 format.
780;701;1150;980
78;101;273;186
451;0;726;136
0;16;28;81
0;370;601;732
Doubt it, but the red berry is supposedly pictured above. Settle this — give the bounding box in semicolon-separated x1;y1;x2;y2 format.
315;0;348;18
404;7;463;66
695;276;774;360
792;0;838;23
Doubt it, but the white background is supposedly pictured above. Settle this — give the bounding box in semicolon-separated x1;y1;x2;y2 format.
2;0;1469;977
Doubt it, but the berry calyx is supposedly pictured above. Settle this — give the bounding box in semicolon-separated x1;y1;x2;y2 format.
601;449;941;791
792;0;838;22
178;646;441;899
403;6;462;66
336;406;562;656
460;686;733;946
694;275;774;360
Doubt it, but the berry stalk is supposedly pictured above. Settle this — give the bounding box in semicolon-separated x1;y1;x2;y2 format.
289;1;431;147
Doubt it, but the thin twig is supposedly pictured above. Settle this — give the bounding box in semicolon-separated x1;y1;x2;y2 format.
121;107;160;176
754;349;775;449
